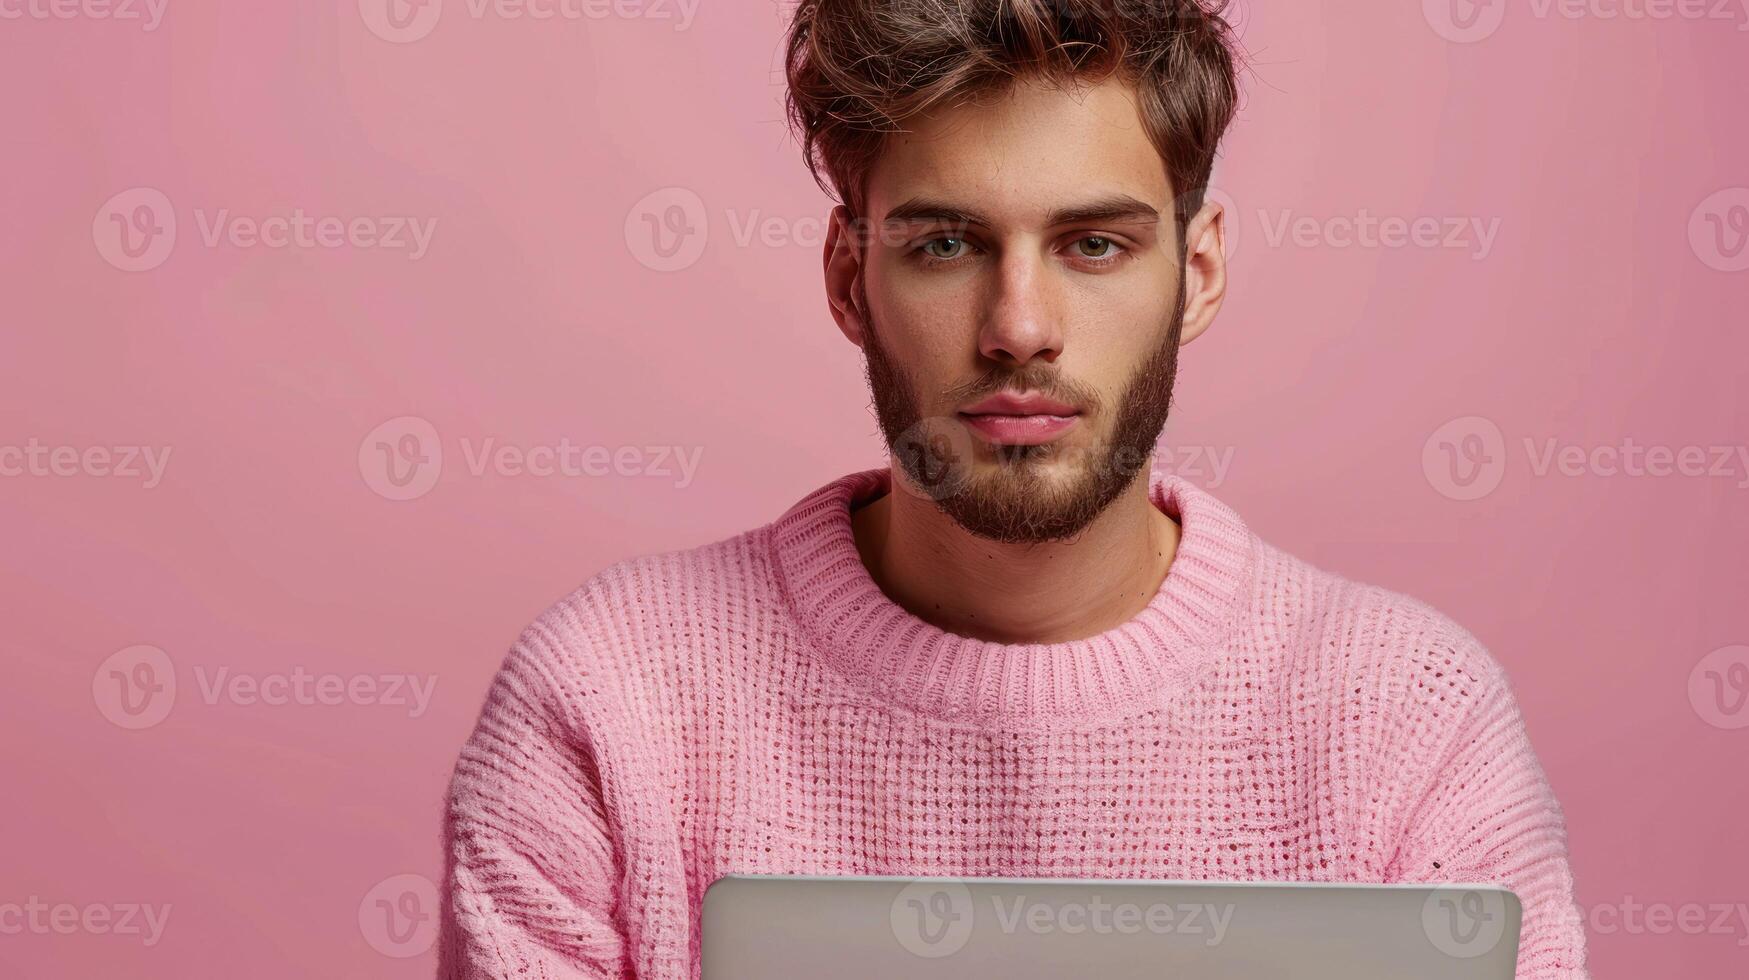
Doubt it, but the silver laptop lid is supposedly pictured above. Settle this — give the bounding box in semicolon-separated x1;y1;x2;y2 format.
702;875;1522;980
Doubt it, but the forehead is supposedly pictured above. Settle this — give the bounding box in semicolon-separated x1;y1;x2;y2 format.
864;74;1172;224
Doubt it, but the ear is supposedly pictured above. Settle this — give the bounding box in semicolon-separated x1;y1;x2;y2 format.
823;204;869;347
1177;197;1228;347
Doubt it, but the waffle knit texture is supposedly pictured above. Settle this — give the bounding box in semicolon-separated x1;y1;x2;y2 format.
439;466;1588;979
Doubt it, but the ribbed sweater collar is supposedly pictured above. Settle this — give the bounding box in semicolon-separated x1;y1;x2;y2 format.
769;466;1255;724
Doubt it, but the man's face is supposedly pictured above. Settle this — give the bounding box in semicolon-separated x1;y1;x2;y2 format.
848;75;1199;543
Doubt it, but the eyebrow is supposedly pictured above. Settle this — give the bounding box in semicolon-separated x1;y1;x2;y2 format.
883;193;1162;229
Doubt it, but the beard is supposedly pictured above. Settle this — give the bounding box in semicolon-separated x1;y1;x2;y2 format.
859;271;1187;544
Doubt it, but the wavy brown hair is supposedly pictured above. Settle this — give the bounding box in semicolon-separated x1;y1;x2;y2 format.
782;0;1244;242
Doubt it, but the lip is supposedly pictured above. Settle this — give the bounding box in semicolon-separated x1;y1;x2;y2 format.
959;391;1080;416
958;413;1080;445
957;391;1083;446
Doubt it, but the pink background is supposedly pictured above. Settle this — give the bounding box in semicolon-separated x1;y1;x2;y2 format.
2;1;1745;976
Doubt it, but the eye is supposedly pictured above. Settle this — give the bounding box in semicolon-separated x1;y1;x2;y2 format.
1073;235;1122;260
920;237;971;262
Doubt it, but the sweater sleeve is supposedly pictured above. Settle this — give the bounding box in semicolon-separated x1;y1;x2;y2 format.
438;635;630;979
1385;651;1589;979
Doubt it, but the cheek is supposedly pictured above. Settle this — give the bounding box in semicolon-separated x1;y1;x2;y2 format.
887;329;967;402
1068;260;1181;322
869;276;978;377
1069;314;1173;412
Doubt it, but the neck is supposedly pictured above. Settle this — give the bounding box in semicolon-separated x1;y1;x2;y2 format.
850;465;1181;644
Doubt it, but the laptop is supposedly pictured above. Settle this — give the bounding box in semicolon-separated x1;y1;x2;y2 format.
701;875;1521;979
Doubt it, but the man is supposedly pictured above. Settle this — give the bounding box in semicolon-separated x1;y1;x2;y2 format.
439;2;1588;977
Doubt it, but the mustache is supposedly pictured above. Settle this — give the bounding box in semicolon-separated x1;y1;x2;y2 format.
943;365;1103;414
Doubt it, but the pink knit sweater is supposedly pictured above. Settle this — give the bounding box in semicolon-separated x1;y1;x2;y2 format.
439;466;1588;979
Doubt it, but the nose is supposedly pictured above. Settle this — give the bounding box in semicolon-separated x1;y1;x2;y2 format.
977;247;1064;367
